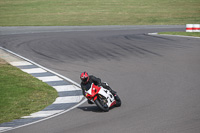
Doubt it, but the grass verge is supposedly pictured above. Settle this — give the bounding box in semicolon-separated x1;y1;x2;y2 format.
158;32;200;37
0;0;199;26
0;58;58;124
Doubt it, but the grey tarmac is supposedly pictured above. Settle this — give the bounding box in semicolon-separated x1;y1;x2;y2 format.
0;25;200;133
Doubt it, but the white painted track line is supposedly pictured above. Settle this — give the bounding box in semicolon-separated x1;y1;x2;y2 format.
21;68;47;74
0;128;11;131
0;46;80;87
36;76;63;82
22;110;64;118
54;96;84;104
0;46;86;133
148;32;200;39
53;85;81;92
10;61;32;66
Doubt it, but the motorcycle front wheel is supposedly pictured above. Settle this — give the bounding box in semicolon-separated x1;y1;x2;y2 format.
94;95;109;112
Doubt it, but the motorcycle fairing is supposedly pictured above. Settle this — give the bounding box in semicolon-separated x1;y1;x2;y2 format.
85;83;116;107
98;87;116;107
85;83;101;100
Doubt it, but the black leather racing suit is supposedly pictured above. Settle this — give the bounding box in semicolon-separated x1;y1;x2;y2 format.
80;75;116;97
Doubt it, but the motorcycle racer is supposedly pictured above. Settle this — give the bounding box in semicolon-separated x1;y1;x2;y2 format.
80;71;119;104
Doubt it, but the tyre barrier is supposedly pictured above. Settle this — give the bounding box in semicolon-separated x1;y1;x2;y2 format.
186;24;200;32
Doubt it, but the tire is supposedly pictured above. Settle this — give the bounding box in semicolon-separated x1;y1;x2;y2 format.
94;96;109;112
115;95;121;107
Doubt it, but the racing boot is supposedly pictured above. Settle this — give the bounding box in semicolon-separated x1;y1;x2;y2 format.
114;94;120;101
106;86;119;101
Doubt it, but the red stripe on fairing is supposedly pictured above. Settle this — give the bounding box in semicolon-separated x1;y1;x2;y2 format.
94;96;98;101
110;101;116;107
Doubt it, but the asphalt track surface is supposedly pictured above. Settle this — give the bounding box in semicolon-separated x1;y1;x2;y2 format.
1;26;200;133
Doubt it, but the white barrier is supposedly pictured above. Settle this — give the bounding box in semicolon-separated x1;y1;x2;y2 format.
186;24;193;32
193;24;200;32
186;24;200;32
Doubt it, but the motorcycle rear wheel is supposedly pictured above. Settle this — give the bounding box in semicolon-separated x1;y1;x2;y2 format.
94;96;109;112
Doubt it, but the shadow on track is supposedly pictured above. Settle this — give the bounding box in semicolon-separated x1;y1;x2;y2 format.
78;105;116;113
78;106;102;112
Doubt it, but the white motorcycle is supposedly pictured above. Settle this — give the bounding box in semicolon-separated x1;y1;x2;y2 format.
85;83;121;112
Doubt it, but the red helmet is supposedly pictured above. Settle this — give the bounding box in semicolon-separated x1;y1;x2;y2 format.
80;71;89;83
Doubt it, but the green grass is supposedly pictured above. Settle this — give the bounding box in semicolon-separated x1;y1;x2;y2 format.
158;32;200;37
0;59;58;123
0;0;199;26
